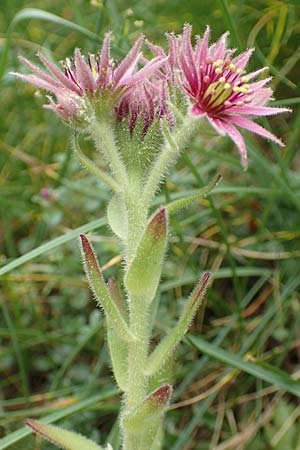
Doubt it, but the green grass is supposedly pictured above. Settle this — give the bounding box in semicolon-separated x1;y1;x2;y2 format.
1;1;300;449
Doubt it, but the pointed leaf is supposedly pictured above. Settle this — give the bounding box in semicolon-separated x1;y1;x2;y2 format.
166;174;222;214
122;385;172;433
26;420;112;450
80;234;134;343
125;208;168;305
145;272;211;377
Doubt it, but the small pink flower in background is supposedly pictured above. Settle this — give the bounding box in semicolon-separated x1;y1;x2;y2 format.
177;25;290;167
11;33;166;121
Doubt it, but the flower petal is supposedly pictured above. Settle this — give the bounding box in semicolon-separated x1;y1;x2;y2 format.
225;105;290;116
113;35;143;85
38;53;83;95
11;73;64;95
18;56;62;88
212;117;248;168
224;114;285;147
231;48;254;71
74;48;96;92
97;32;112;87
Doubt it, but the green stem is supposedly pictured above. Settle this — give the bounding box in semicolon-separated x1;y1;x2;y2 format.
72;134;121;192
90;120;128;189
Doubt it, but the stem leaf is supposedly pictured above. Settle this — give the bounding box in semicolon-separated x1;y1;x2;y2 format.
166;174;222;214
107;194;128;240
80;234;134;343
145;272;211;377
26;420;112;450
125;208;168;306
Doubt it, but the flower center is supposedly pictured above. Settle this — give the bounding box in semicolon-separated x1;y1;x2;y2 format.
196;58;253;116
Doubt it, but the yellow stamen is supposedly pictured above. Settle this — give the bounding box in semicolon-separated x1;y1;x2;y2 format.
215;68;222;74
229;63;236;72
213;59;224;67
241;76;249;83
224;82;231;89
236;68;243;75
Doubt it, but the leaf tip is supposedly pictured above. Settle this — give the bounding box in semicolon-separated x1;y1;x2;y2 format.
148;207;167;240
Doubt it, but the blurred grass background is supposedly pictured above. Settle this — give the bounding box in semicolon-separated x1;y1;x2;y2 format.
1;0;300;449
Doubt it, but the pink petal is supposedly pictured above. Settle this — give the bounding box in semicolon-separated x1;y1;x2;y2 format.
231;48;254;70
181;25;199;93
97;32;111;87
248;88;273;106
225;105;290;116
113;35;143;85
190;103;206;117
246;67;268;81
249;77;272;90
224;114;285;147
213;32;229;60
74;48;96;92
212;117;248;168
38;53;82;95
166;32;179;69
11;72;64;95
18;56;62;89
196;25;210;66
206;115;227;137
146;39;166;58
128;56;168;85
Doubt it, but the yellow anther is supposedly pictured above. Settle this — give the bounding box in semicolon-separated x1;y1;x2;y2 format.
213;59;224;67
233;86;240;92
219;76;226;83
215;68;222;74
243;84;250;90
236;68;243;75
241;76;249;83
224;82;231;89
229;63;236;72
240;87;249;93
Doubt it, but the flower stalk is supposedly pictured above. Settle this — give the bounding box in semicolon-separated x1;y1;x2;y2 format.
14;24;289;450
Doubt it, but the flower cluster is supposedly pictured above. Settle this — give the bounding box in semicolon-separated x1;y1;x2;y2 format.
12;25;289;166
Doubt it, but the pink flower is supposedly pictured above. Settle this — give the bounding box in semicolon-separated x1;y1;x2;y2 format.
177;25;290;167
11;33;166;121
116;79;172;136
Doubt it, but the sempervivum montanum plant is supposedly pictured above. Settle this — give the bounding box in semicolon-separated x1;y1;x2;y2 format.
12;25;289;450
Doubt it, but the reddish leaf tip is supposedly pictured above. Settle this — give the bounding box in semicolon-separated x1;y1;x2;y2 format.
149;384;173;406
148;207;167;240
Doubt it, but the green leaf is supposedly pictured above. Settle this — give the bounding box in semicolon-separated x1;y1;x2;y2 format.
80;234;134;343
188;335;300;397
122;385;172;433
166;174;222;214
107;194;128;240
0;390;118;450
125;208;168;305
26;420;111;450
145;273;211;377
107;278;129;391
